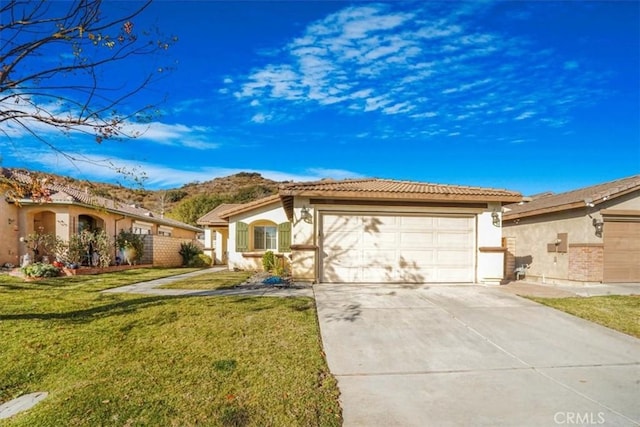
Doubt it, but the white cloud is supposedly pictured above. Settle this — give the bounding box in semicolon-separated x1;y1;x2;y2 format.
251;113;272;123
229;2;604;138
515;111;536;120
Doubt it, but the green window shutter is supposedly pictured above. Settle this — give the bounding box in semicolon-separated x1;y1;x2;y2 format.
236;222;248;252
278;222;291;252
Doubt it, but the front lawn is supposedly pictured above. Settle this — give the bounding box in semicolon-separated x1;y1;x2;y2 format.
159;270;253;290
529;295;640;338
0;270;341;426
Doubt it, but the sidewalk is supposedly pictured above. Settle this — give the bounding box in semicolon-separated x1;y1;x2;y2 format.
498;280;640;298
101;267;313;298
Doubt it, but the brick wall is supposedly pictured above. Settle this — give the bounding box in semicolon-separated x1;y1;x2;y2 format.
503;237;516;280
142;235;200;267
568;244;604;282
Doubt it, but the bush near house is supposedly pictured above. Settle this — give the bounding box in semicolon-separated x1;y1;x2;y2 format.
21;262;61;278
115;230;144;264
179;242;211;267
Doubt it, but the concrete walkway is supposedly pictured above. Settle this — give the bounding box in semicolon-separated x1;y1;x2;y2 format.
498;280;640;298
101;267;313;297
315;283;640;426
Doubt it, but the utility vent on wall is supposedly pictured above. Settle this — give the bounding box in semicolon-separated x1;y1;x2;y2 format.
547;233;568;253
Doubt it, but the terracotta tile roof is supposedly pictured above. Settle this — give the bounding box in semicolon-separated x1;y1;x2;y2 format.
503;175;640;220
197;203;242;226
279;178;521;202
4;169;202;232
218;194;282;219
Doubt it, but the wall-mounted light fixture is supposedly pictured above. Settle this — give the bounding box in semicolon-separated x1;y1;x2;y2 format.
491;210;501;227
8;218;15;225
300;206;313;224
57;219;67;227
592;218;604;238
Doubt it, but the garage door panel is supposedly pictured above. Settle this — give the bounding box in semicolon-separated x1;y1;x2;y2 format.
400;250;436;264
362;232;397;247
400;232;435;247
436;268;474;282
324;215;361;232
362;249;397;259
321;213;475;283
400;216;434;229
437;217;473;230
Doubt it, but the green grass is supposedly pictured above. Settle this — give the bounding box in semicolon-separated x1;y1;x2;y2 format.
159;270;253;290
0;270;341;426
529;295;640;338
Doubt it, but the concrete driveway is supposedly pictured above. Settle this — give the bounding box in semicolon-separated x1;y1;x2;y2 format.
314;284;640;426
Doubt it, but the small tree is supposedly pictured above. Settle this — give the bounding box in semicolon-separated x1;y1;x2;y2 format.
21;230;63;262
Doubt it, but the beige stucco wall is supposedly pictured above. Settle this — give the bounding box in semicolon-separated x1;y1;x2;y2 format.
0;200;20;266
227;202;290;271
503;211;598;284
502;191;640;284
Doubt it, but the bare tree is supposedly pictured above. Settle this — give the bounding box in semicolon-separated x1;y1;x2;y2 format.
0;0;176;161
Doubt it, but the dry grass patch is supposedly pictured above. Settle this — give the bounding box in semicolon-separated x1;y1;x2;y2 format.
528;295;640;338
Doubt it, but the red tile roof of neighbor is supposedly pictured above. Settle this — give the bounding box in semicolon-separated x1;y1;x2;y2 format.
503;174;640;220
279;178;522;202
4;169;202;232
197;203;242;226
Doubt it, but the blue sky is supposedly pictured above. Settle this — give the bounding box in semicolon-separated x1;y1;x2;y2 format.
1;0;639;196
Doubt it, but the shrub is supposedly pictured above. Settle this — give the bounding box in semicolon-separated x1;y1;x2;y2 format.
262;251;277;272
65;230;113;267
21;262;60;278
115;230;144;263
179;242;203;266
22;231;64;263
188;253;212;268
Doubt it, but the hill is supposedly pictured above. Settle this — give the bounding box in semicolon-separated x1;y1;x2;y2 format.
4;168;283;224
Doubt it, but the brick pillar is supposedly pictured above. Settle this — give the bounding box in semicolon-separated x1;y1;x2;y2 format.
503;237;516;280
568;244;604;282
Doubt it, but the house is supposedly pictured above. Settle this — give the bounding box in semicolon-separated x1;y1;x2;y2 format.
1;169;203;268
502;175;640;284
197;202;242;264
200;178;522;284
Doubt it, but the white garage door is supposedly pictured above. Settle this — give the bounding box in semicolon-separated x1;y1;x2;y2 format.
320;213;475;283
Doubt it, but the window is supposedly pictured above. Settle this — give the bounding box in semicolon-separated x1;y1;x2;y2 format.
236;221;291;253
254;225;277;250
132;221;152;235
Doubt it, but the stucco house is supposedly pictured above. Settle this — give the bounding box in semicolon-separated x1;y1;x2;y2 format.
200;178;522;284
1;169;202;268
502;175;640;284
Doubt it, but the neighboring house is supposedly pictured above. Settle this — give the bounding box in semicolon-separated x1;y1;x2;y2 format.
0;169;202;267
201;178;521;284
502;175;640;284
197;202;242;265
